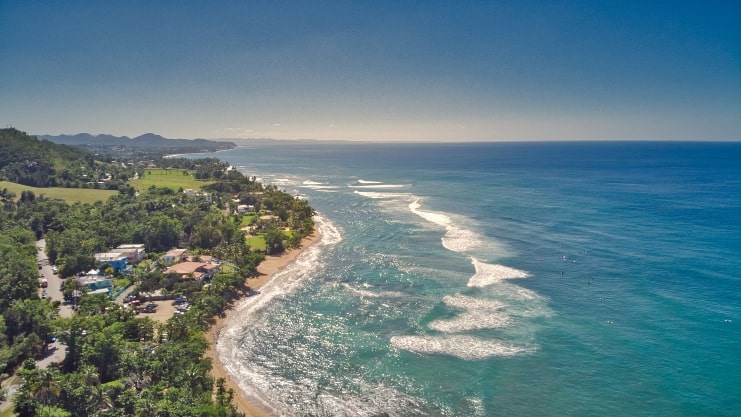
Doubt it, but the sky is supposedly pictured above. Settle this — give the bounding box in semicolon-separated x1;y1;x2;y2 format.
1;1;739;141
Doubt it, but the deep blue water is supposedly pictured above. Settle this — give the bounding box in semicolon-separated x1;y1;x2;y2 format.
190;141;740;416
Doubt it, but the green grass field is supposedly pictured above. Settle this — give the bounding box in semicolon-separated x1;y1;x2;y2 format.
239;214;257;227
0;181;117;204
129;169;214;192
245;235;267;251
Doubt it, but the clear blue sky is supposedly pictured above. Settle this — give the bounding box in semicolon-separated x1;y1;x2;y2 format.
1;1;739;141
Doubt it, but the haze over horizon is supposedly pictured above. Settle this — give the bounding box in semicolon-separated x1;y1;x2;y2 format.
1;1;739;142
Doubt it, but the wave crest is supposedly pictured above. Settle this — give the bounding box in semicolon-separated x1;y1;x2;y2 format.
390;335;535;360
468;258;529;288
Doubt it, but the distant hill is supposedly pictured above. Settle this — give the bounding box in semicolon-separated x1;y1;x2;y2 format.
39;132;236;152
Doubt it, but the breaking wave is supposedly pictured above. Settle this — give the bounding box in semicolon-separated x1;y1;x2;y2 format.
428;294;512;332
408;199;491;254
390;335;535;360
468;258;529;287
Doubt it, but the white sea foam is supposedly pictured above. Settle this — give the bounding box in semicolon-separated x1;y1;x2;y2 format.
408;199;490;254
358;179;383;184
429;310;513;332
408;199;450;227
442;225;486;253
349;184;409;189
300;180;340;190
442;294;507;311
428;294;511;332
390;334;534;360
353;190;410;199
216;213;346;414
467;258;529;288
217;212;340;351
340;283;405;299
506;286;543;301
303;185;339;189
302;184;340;191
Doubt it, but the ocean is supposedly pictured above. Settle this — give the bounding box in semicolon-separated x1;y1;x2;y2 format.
188;141;740;417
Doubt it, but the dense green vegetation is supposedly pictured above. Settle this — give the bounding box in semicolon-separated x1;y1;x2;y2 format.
12;289;245;416
0;129;316;416
0;129;129;190
0;219;55;378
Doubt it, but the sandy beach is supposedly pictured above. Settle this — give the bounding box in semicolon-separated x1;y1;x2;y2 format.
204;232;320;417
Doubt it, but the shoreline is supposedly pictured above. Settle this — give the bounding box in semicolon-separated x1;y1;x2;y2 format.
205;231;320;417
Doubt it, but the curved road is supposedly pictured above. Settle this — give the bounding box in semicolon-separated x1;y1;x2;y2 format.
0;240;71;413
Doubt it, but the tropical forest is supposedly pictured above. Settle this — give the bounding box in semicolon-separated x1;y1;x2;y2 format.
0;128;315;416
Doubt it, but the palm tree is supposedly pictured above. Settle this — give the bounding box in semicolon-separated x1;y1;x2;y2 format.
36;368;62;415
77;365;101;414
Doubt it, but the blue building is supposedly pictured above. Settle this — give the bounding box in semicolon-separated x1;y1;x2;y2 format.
94;252;128;272
77;274;113;294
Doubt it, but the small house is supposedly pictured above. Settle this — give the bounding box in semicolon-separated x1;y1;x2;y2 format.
164;261;221;281
163;248;188;265
115;244;146;263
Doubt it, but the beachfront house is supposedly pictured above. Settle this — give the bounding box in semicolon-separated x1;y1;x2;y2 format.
163;261;221;281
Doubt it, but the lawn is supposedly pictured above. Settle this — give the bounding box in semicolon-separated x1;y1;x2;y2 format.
245;235;267;251
239;214;257;227
129;169;214;192
245;230;294;252
0;181;117;204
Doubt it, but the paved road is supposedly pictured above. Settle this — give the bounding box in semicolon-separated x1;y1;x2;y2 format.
36;239;73;318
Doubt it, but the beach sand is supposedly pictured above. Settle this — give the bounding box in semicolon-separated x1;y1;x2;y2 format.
204;232;320;417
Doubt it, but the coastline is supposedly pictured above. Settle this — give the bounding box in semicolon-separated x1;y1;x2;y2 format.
205;231;320;417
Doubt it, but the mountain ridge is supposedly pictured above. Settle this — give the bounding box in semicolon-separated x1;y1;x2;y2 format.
39;132;236;150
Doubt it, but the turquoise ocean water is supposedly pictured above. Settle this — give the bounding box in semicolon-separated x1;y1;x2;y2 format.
189;141;740;416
